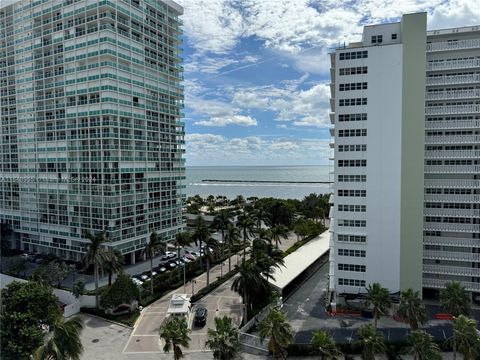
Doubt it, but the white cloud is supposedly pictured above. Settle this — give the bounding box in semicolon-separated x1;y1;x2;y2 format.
194;115;258;127
428;0;480;30
269;141;299;151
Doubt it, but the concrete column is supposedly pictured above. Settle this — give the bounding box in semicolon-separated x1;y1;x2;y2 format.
131;252;136;265
142;252;146;261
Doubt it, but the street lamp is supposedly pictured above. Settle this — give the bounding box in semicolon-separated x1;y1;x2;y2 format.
191;279;196;295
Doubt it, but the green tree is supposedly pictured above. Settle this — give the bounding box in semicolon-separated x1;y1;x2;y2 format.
33;316;84;360
142;231;165;296
231;262;270;321
173;231;192;260
72;279;85;298
406;330;441;360
259;306;293;359
84;230;109;308
160;316;191;360
440;281;471;317
212;210;232;267
193;216;210;267
396;288;427;330
452;315;480;360
365;282;391;329
356;324;386;360
224;223;240;272
103;249;123;287
205;316;239;360
203;236;219;287
270;225;288;249
31;261;70;287
251;206;269;231
0;281;61;359
237;213;255;262
310;330;342;359
100;272;139;309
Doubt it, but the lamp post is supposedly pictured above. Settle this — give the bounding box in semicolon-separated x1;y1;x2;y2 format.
191;279;196;295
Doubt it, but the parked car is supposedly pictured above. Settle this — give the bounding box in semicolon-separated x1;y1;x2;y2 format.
144;270;157;277
153;266;167;273
139;273;150;281
132;278;143;286
184;253;196;261
181;256;192;263
165;251;177;259
20;253;31;260
186;250;200;258
194;307;208;327
166;260;177;268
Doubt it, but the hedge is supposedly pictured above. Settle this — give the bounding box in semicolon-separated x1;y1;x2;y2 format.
81;307;140;327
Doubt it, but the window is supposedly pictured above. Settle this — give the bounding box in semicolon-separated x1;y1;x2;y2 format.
339;67;368;76
338;175;367;182
338;278;366;287
338;159;367;167
339;114;367;122
338;235;367;243
391;33;397;40
338;204;366;212
339;82;368;91
338;249;366;257
338;263;366;272
371;35;383;44
339;98;367;107
338;129;367;137
339;51;368;60
338;189;366;197
338;219;367;227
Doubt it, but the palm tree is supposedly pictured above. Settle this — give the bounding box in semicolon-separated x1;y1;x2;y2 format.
310;330;342;359
365;282;391;329
231;262;270;321
203;236;219;287
173;231;191;260
270;225;288;249
237;213;254;262
396;288;427;330
142;231;165;296
103;248;123;286
356;323;385;360
258;306;293;359
205;316;239;360
160;316;191;360
224;224;240;272
440;281;471;317
452;315;480;360
84;230;109;308
33;316;84;360
406;330;442;360
193;216;210;267
251;206;269;231
212;210;233;269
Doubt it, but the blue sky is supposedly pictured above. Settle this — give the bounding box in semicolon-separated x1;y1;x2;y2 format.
176;0;480;166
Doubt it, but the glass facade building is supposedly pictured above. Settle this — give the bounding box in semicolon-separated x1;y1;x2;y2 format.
0;0;185;261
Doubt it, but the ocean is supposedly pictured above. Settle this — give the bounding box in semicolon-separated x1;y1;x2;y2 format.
185;165;332;200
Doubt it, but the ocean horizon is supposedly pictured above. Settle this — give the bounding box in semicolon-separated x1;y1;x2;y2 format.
185;165;333;200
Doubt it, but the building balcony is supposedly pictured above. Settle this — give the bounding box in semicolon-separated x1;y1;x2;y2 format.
426;74;480;86
424;222;480;233
424;164;480;174
424;235;480;248
427;58;480;71
424;208;480;218
425;149;480;159
424;264;480;277
423;278;480;292
424;250;480;262
426;104;480;115
330;113;335;124
425;119;480;130
424;194;480;203
426;89;480;101
426;38;480;52
425;134;480;144
424;178;480;188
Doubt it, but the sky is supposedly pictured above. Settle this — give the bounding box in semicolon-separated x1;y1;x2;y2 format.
175;0;480;166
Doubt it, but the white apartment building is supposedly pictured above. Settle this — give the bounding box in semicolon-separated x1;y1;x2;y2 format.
329;13;426;295
329;13;480;298
0;0;185;263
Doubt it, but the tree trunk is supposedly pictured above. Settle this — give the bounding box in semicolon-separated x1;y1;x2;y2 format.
374;309;378;329
150;256;154;295
242;232;246;262
108;269;112;286
199;238;203;267
228;244;232;272
206;257;210;287
94;263;99;308
453;336;457;360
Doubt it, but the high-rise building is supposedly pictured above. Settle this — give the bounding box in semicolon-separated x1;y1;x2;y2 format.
329;13;427;296
329;12;480;298
0;0;185;263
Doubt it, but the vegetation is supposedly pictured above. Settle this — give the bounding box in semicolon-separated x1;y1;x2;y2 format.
205;316;240;360
259;306;294;359
310;330;342;359
84;230;110;308
356;323;386;360
204;236;219;287
440;281;471;317
365;282;391;329
236;213;254;262
452;315;480;360
100;272;139;309
72;279;85;298
142;231;166;296
33;316;84;360
0;281;62;359
406;330;442;360
192;216;210;267
31;261;70;287
160;316;191;360
103;249;123;287
396;288;427;330
224;223;240;272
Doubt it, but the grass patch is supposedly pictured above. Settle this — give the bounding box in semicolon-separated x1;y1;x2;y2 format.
81;307;140;327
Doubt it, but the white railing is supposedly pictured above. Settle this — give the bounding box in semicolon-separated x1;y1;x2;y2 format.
427;58;480;71
424;235;480;248
423;278;480;292
426;89;480;101
424;164;480;174
424;250;480;262
423;264;480;277
425;150;480;159
424;208;480;218
426;38;480;52
424;222;480;233
425;120;480;130
426;74;480;86
424;179;480;188
425;104;480;115
425;134;480;144
424;194;480;203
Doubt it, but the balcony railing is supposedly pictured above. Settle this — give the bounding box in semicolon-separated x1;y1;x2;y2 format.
424;194;480;203
424;179;480;188
427;58;480;71
425;104;480;115
425;150;480;159
424;235;480;248
424;264;480;277
424;164;480;174
426;38;480;52
424;222;480;233
426;89;480;101
423;278;480;292
424;208;480;218
424;250;480;262
426;74;480;86
425;119;480;130
425;134;480;144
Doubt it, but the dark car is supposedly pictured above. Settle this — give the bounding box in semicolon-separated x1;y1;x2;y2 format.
194;307;208;327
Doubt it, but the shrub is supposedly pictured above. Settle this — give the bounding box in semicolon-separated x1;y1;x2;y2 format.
100;272;139;309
